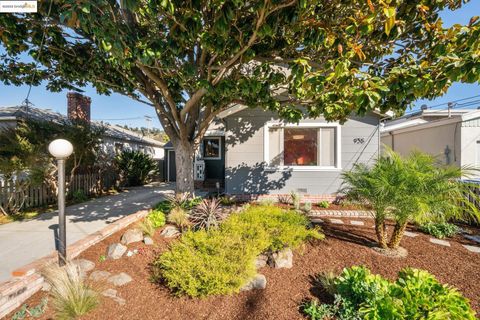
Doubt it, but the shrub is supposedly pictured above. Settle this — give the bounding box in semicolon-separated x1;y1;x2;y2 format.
115;150;158;186
419;221;460;239
71;189;88;203
148;209;166;228
291;191;301;210
190;198;224;230
317;201;330;209
301;266;476;320
258;198;276;206
219;195;235;206
277;194;291;204
167;207;191;230
43;263;99;320
154;205;323;297
137;218;156;237
158;194;203;213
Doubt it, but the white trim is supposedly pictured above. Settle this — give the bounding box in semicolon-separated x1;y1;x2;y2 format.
202;137;222;160
263;122;342;171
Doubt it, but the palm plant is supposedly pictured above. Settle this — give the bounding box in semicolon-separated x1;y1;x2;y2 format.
342;149;479;250
115;150;158;186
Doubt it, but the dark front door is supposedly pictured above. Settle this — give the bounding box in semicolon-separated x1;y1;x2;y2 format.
168;150;176;182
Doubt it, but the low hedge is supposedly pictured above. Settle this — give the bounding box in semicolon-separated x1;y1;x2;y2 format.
152;204;323;297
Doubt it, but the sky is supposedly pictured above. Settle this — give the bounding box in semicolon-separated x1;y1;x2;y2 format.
0;2;479;129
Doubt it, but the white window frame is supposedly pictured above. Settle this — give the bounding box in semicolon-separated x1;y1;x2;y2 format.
263;122;341;172
202;137;222;160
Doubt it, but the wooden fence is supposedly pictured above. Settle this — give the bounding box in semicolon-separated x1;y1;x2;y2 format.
0;171;119;212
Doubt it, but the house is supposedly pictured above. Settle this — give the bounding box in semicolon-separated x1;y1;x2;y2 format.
0;92;165;160
380;107;480;172
164;105;381;202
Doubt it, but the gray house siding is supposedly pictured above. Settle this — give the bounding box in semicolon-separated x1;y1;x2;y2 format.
224;108;379;195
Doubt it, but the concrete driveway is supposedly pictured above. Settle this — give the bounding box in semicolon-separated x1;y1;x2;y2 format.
0;183;174;282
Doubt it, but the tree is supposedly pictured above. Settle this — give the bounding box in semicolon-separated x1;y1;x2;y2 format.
1;1;479;194
342;150;479;251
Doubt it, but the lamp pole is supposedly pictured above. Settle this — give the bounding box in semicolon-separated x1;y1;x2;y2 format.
48;139;74;266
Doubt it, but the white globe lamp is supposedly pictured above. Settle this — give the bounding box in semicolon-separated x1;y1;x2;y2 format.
48;139;74;159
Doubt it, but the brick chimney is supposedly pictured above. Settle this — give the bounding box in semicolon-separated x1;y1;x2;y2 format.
67;92;91;122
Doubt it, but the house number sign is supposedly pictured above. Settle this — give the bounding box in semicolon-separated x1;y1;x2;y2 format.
353;138;365;144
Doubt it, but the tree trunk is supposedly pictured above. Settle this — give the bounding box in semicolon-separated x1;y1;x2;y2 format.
374;217;388;249
173;140;195;196
388;221;408;249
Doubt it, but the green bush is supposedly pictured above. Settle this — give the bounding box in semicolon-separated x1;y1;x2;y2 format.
153;205;323;297
302;266;476;320
154;196;202;213
115;150;158;186
148;209;166;228
419;222;460;239
317;201;330;209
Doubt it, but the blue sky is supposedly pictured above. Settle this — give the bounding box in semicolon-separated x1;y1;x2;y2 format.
0;2;479;128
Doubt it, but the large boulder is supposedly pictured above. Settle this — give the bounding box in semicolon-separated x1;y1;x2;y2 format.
160;225;180;238
268;248;293;269
106;243;127;260
120;228;144;245
241;274;267;291
107;272;133;287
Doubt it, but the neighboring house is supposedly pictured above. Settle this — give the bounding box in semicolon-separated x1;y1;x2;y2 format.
0;92;165;160
165;105;381;201
381;108;480;172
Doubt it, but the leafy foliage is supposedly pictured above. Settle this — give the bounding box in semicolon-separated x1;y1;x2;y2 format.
291;191;302;211
342;149;479;249
148;209;167;229
303;201;312;214
43;262;99;320
189;198;225;230
303;266;476;320
419;221;460;239
3;1;479;194
12;298;48;320
218;195;235;206
154;205;323;297
317;201;330;209
137;218;156;237
115;149;158;186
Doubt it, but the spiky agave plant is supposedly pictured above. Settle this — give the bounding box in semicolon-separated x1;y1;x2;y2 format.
189;198;225;230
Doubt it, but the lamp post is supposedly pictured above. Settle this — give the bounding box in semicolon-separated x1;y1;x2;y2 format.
48;139;73;266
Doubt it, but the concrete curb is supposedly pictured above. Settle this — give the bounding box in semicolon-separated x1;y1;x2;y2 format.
0;209;149;319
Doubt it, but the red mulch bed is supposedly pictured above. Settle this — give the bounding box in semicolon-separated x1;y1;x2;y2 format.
8;218;480;320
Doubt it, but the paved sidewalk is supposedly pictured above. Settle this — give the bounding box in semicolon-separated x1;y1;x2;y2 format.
0;183;174;282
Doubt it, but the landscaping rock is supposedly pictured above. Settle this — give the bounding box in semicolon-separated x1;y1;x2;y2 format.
144;236;154;245
41;281;51;292
463;244;480;253
241;274;267;291
89;270;111;282
429;238;450;247
160;225;180;238
255;254;268;269
102;288;126;306
268;248;293;269
107;272;133;287
329;218;343;224
121;228;144;245
72;259;95;273
107;243;127;260
126;250;134;257
403;231;418;237
350;220;364;226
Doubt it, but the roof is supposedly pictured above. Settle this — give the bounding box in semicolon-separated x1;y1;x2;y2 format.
0;105;164;147
381;108;480;134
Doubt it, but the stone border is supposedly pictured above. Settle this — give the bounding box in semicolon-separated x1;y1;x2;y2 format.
0;209;149;319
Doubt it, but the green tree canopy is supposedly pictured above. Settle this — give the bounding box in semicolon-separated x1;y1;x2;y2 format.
1;0;479;193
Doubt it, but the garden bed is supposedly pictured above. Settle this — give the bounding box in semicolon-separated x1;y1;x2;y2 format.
8;215;480;320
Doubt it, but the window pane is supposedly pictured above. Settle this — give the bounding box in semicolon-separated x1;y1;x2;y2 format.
268;127;283;166
284;128;318;166
320;128;335;166
203;139;220;158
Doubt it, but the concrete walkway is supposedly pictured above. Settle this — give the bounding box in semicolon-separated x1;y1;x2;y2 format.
0;183;174;282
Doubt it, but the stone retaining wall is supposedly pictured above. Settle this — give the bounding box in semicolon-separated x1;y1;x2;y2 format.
0;209;149;319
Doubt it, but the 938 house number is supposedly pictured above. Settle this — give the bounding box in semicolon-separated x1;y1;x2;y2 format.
353;138;365;144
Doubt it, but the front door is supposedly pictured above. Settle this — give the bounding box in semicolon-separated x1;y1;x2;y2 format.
167;150;176;182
